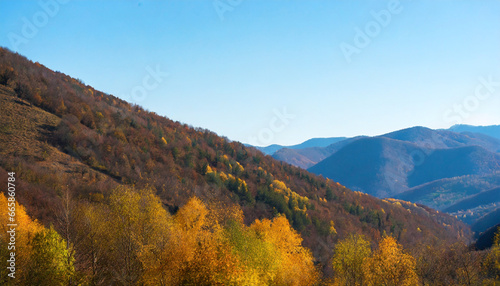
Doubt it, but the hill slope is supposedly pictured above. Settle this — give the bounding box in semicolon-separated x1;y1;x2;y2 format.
272;147;333;169
0;47;470;274
475;224;500;250
408;146;500;187
309;137;403;198
444;187;500;213
395;173;500;210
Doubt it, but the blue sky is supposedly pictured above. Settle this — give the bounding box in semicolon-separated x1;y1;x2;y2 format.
1;0;499;146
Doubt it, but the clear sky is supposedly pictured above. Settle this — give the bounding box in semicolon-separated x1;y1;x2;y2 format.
1;0;499;146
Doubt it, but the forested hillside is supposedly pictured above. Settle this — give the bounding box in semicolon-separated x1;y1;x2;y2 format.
1;47;499;284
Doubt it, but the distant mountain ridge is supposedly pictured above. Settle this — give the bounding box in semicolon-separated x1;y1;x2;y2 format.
254;125;500;168
300;126;500;231
272;136;366;169
252;137;346;155
308;128;500;196
449;124;500;140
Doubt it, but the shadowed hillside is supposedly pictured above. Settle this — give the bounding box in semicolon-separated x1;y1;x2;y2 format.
272;136;365;169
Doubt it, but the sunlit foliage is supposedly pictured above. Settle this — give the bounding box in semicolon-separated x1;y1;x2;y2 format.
0;193;73;285
69;187;319;285
363;236;418;286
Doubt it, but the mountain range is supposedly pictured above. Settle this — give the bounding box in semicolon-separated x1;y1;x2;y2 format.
252;137;346;155
253;126;500;234
449;124;500;140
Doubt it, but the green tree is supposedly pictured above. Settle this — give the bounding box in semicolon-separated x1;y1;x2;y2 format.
332;234;372;286
26;227;74;286
225;220;279;284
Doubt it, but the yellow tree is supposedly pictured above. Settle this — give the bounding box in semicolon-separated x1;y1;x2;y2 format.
1;193;73;285
76;187;172;285
363;236;418;286
251;215;319;285
0;193;43;284
133;189;173;286
168;197;242;285
332;234;372;286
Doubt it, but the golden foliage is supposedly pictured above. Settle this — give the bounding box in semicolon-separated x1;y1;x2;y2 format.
270;179;309;213
0;192;44;281
251;215;319;285
75;188;318;285
0;193;73;285
363;236;418;286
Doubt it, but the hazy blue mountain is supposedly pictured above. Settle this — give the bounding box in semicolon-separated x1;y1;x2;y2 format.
253;144;284;155
271;136;365;169
291;137;348;149
252;137;346;155
408;146;500;187
308;137;426;198
272;147;332;169
449;124;500;140
383;126;500;153
308;129;500;198
272;126;500;170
